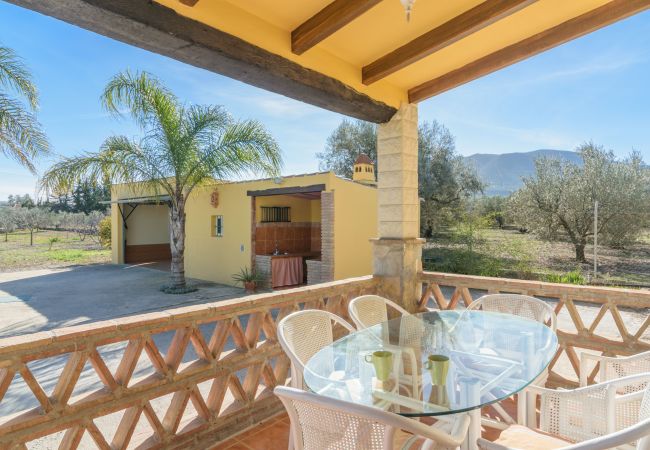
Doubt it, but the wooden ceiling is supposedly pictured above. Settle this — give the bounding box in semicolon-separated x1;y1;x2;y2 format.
9;0;650;122
157;0;650;111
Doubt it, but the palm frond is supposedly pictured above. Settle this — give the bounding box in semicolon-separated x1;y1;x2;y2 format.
186;119;282;191
40;136;173;200
0;47;38;110
0;93;50;173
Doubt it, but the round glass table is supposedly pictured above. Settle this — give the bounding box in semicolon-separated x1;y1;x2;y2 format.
304;310;558;449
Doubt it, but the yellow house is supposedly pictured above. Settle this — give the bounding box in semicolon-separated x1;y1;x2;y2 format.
110;159;377;288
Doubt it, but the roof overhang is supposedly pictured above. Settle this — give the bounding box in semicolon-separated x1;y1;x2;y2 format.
247;184;326;198
8;0;650;123
101;195;172;206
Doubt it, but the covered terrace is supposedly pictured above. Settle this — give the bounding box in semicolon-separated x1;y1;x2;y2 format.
2;0;650;448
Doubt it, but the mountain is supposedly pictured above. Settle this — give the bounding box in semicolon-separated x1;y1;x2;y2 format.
464;149;582;196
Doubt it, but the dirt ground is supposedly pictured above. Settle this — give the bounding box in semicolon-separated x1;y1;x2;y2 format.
0;229;110;272
424;227;650;286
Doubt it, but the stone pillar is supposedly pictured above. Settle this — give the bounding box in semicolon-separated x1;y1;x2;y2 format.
320;191;335;282
372;103;423;312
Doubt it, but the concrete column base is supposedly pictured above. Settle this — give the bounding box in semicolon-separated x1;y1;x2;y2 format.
372;237;424;312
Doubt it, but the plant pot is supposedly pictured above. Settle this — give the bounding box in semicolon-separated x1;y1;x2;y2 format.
244;281;257;293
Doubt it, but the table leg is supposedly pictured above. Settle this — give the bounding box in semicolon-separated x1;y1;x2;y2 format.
460;376;481;450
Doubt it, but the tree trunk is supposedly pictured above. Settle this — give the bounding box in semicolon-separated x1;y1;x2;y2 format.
30;230;33;246
169;201;186;289
575;243;586;262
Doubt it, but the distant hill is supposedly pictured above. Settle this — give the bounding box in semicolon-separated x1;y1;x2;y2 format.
464;149;582;196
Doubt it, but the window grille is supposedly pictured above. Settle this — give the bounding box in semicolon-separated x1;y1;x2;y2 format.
261;206;290;223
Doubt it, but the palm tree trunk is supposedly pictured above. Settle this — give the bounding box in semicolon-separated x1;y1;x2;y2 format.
169;201;186;289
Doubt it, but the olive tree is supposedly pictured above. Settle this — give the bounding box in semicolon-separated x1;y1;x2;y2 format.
317;119;483;236
509;142;650;262
0;208;17;241
15;207;49;246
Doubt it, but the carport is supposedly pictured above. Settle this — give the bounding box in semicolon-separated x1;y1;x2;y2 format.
103;195;172;264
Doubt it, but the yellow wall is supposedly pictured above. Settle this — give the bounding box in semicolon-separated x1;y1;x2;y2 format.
183;173;333;285
110;172;378;286
331;177;377;279
255;195;320;223
125;205;170;245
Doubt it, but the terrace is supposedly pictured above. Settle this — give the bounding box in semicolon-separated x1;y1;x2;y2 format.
2;0;650;448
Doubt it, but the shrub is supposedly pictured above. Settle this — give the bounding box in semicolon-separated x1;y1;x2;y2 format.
546;270;585;285
98;216;111;248
47;237;60;250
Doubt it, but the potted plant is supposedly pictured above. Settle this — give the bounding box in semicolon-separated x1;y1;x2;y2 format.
232;267;265;293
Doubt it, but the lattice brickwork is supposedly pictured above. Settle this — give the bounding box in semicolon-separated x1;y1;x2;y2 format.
419;272;650;388
0;276;376;449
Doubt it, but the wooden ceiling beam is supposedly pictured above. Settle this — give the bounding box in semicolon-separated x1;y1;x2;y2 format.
178;0;199;6
6;0;397;123
409;0;650;102
292;0;383;55
363;0;537;85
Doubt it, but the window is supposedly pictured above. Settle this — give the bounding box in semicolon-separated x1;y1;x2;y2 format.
261;206;290;223
211;215;223;237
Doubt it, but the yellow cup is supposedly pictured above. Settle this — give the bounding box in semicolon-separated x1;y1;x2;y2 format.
364;350;393;382
424;354;449;385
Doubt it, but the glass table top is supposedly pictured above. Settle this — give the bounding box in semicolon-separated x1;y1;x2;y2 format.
303;310;558;417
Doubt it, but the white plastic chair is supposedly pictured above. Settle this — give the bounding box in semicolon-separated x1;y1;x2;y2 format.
275;385;471;450
348;295;410;330
580;350;650;387
466;294;557;332
348;295;423;398
277;309;355;390
467;293;557;427
477;372;650;450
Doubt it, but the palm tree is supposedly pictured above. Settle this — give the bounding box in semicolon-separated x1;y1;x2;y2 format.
41;71;282;291
0;46;50;172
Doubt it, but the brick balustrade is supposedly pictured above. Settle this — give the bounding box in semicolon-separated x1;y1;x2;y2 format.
419;271;650;387
0;277;377;449
1;272;649;448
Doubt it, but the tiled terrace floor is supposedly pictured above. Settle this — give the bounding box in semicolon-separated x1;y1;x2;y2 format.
210;400;514;449
211;414;291;449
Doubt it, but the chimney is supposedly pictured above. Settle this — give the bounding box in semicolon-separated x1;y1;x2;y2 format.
352;154;376;186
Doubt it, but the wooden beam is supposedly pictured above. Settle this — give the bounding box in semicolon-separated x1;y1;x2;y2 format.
7;0;397;123
408;0;650;102
362;0;537;85
178;0;199;6
292;0;383;55
247;184;326;197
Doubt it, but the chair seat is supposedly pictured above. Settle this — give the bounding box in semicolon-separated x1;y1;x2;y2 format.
493;425;571;450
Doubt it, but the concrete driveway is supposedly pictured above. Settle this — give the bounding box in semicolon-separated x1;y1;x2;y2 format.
0;264;246;446
0;264;244;337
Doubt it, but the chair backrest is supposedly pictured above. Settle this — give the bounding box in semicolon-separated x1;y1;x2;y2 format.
348;295;410;330
275;386;470;450
565;383;650;450
603;351;650;384
538;373;650;449
467;293;557;331
277;309;355;389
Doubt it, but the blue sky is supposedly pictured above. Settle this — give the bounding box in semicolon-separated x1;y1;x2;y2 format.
1;1;649;200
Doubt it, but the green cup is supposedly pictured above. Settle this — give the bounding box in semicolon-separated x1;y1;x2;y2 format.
424;354;449;385
364;350;393;382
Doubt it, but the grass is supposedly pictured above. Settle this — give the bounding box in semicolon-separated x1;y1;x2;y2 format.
424;226;650;286
0;229;110;271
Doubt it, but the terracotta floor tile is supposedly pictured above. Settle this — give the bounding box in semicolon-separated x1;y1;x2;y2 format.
209;439;249;450
239;420;290;450
222;442;253;450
